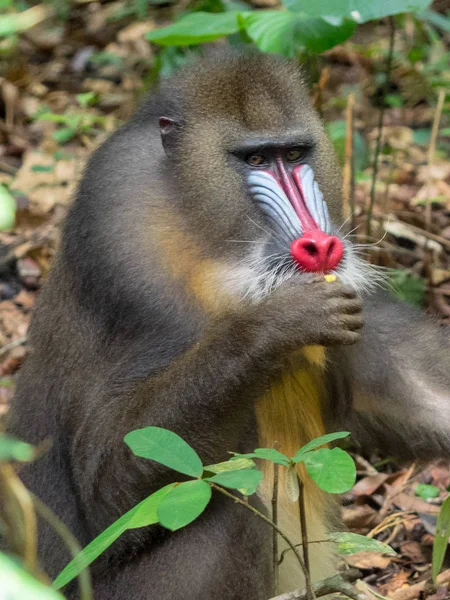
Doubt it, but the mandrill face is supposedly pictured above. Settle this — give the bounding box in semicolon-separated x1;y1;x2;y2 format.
157;52;379;300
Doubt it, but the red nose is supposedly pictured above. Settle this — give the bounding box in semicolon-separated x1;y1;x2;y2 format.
291;231;344;273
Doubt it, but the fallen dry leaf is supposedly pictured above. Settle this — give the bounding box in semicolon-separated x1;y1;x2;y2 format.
346;551;393;569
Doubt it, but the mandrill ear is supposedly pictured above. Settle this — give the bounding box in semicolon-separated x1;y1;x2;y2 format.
159;116;181;158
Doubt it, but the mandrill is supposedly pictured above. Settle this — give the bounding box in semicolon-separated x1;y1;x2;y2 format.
6;50;450;600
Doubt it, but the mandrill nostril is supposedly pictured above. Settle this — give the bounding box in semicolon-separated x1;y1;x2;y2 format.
291;231;344;273
304;243;318;256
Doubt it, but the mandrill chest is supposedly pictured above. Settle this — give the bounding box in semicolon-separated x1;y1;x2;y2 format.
256;347;339;592
256;345;328;495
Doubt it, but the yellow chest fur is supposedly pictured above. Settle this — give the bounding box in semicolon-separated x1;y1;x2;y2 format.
256;347;338;592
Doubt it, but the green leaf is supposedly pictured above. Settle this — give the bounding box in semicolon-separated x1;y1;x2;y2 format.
54;484;174;590
292;432;350;463
54;512;131;589
330;532;396;555
285;464;300;502
0;552;65;599
388;270;425;308
241;11;355;56
0;184;16;231
300;448;356;493
53;127;77;144
415;484;440;501
0;434;34;462
239;11;298;56
146;11;242;46
433;495;450;582
282;0;433;24
158;480;212;531
76;92;97;107
31;164;54;173
128;484;176;528
204;457;256;473
206;469;262;495
231;449;290;466
413;128;431;146
124;426;203;478
0;6;50;39
420;9;450;33
326;121;368;172
253;448;290;466
35;112;70;124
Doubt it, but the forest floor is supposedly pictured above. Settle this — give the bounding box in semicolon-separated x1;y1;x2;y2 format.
1;7;450;600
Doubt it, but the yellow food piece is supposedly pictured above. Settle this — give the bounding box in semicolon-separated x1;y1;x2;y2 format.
324;274;337;283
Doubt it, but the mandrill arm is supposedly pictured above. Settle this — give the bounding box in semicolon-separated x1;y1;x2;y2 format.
329;292;450;459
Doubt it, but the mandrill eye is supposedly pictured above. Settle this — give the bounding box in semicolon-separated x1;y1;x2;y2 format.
246;153;268;167
285;148;306;163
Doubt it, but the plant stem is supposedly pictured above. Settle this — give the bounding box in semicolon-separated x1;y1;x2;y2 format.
343;92;355;229
209;483;307;577
0;464;37;572
268;568;364;600
297;478;313;600
272;463;279;593
366;16;395;241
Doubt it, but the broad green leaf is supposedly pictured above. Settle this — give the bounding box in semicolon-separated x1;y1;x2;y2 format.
301;448;356;493
239;11;298;56
285;464;300;502
206;469;262;495
241;11;355;56
124;426;203;477
415;484;440;501
231;449;290;466
54;485;174;590
292;432;350;463
146;11;242;46
253;448;290;466
205;457;256;473
0;552;65;599
0;434;34;462
330;532;396;556
432;495;450;582
128;484;176;528
158;480;212;531
282;0;432;24
0;184;16;231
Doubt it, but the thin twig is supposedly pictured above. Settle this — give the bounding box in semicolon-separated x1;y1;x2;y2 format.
427;89;446;165
343;93;355;226
31;493;93;600
278;539;333;566
269;568;365;600
209;483;307;577
0;335;27;357
272;463;279;593
367;17;395;240
425;88;446;229
297;478;313;600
